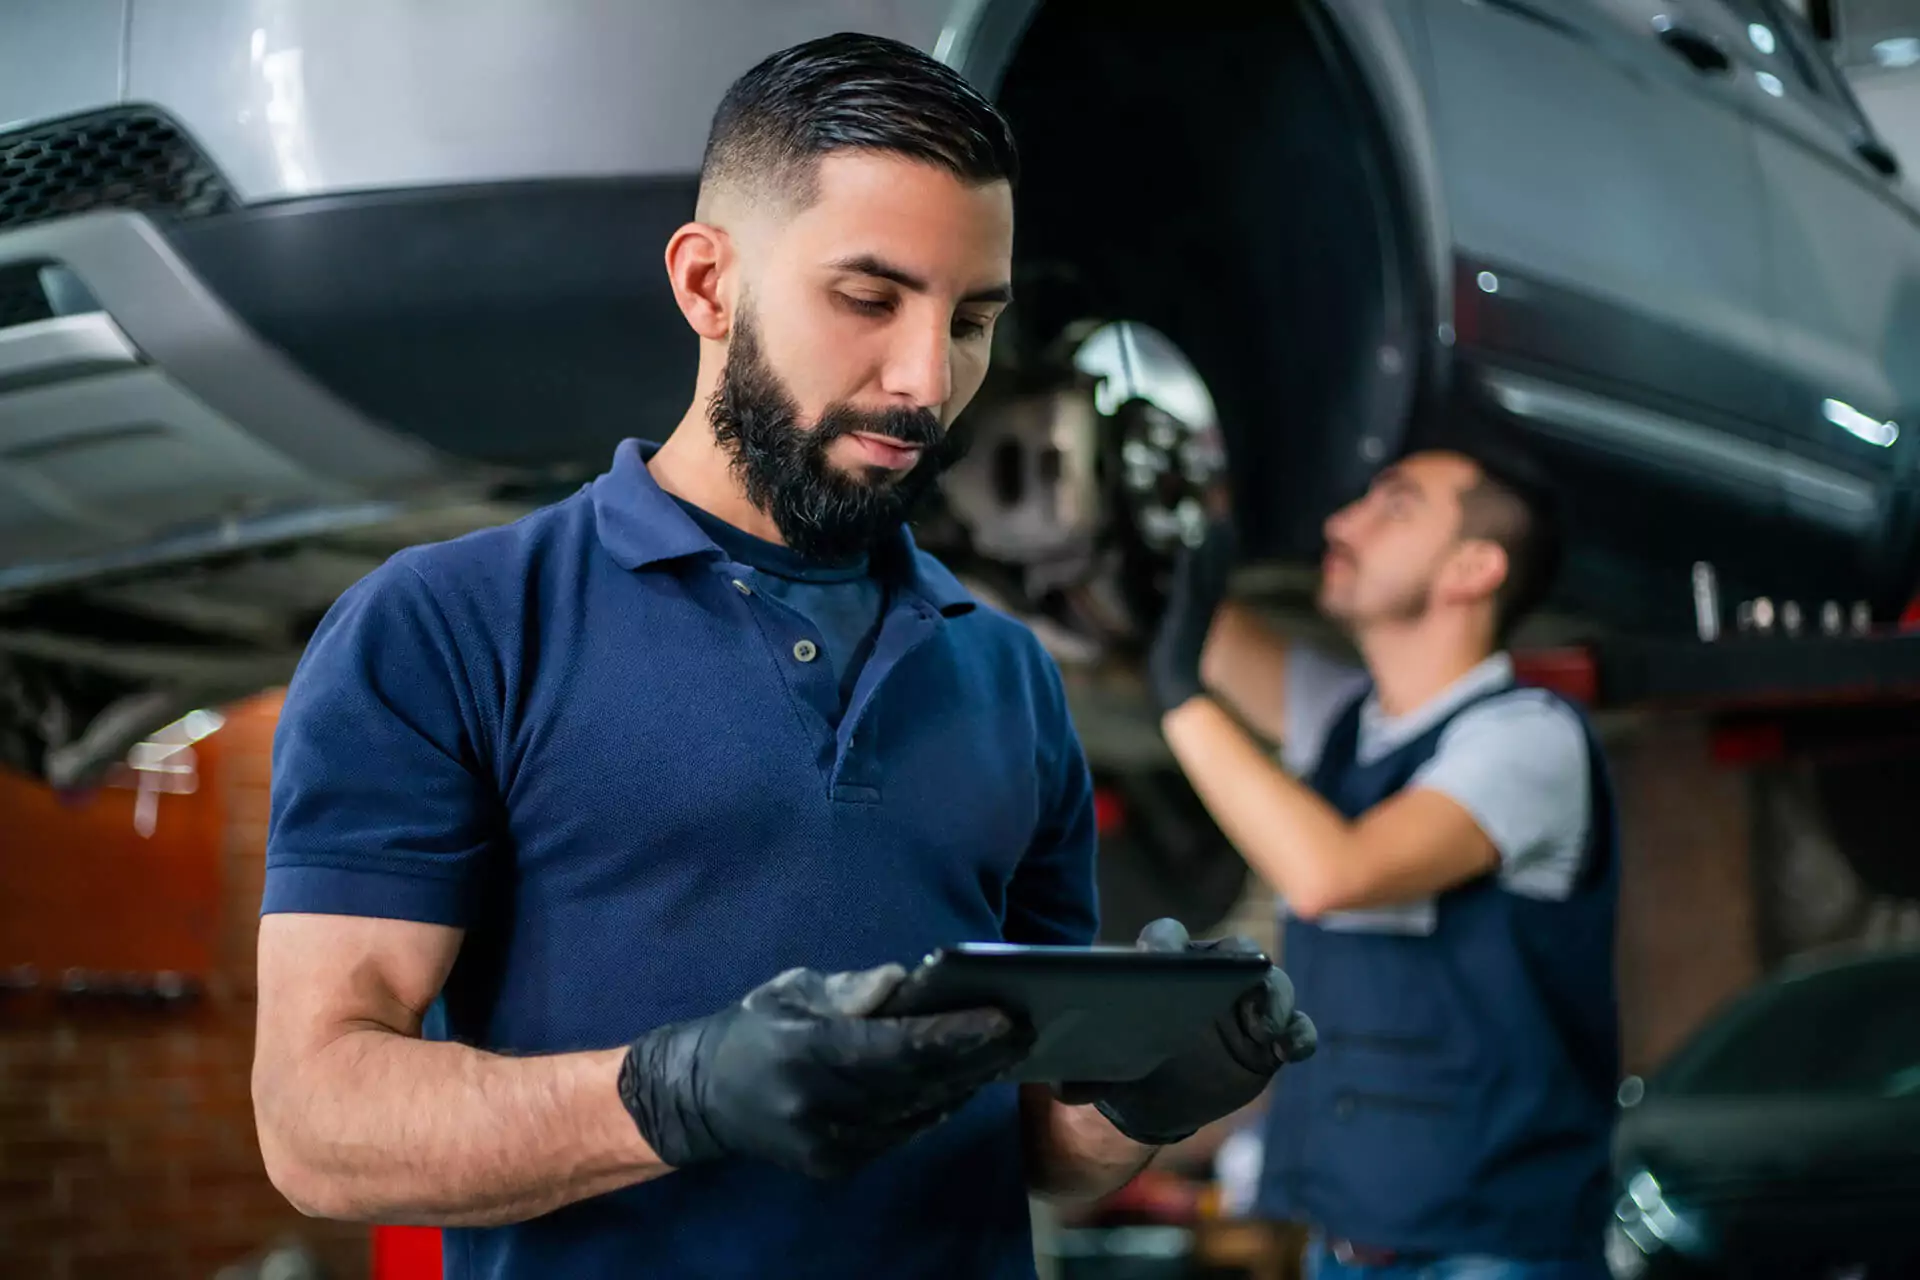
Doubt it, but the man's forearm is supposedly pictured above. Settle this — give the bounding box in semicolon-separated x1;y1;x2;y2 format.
1161;696;1355;916
257;1030;664;1227
1021;1087;1159;1200
1197;601;1289;744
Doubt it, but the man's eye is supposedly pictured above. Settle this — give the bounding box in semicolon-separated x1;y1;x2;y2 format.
953;315;991;341
841;294;893;317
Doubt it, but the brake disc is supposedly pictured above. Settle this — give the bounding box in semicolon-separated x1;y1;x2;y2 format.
1074;322;1228;560
939;320;1228;646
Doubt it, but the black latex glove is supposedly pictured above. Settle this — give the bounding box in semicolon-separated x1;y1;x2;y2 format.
1147;519;1239;715
618;964;1031;1179
1061;918;1317;1147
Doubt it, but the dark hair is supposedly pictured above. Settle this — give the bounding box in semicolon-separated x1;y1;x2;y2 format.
1454;440;1564;645
700;33;1019;212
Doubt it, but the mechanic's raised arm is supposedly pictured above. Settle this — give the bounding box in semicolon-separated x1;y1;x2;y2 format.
1199;600;1290;742
1149;520;1289;742
253;913;660;1226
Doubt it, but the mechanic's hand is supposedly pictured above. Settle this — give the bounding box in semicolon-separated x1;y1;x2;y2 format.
1147;518;1239;715
618;964;1032;1179
1060;918;1317;1147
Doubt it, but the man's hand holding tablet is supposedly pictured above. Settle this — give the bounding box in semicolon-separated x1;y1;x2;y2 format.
877;916;1318;1145
1058;917;1318;1145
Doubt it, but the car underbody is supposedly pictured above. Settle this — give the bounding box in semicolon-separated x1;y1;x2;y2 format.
0;0;1896;792
0;1;1429;787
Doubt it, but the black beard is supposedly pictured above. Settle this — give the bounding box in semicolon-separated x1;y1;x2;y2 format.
708;309;970;562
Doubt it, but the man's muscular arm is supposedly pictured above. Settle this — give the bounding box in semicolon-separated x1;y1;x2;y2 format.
1022;1087;1160;1200
253;913;665;1226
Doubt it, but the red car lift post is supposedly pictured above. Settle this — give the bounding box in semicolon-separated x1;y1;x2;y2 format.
371;1225;442;1280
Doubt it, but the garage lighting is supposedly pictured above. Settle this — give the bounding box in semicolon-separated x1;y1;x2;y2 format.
1615;1167;1708;1260
1822;398;1900;447
1874;36;1920;69
1757;71;1785;97
109;709;227;838
177;708;226;743
1748;23;1776;55
1476;271;1499;294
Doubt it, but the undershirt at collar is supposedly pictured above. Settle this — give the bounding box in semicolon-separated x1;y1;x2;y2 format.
669;496;869;583
1356;652;1516;766
669;495;886;719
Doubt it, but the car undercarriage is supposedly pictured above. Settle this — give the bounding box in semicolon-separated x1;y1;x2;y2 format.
0;1;1419;787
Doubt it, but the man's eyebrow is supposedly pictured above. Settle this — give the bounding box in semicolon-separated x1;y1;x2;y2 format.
962;281;1015;306
827;253;1013;306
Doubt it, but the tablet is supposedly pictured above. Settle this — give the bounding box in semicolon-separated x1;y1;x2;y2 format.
873;942;1271;1085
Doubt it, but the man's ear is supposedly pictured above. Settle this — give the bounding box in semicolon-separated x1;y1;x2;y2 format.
664;221;734;342
1446;539;1510;605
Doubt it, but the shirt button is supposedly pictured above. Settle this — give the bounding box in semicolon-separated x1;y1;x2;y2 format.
792;639;819;663
732;579;752;596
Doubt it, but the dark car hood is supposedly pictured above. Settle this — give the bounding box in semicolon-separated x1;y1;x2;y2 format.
1617;1095;1920;1206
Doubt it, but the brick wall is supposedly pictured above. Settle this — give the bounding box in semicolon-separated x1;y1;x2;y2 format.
0;691;368;1280
1609;716;1762;1074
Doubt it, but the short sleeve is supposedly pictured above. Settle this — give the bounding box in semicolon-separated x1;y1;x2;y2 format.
262;557;498;926
1406;692;1592;900
1001;660;1100;947
1280;645;1372;776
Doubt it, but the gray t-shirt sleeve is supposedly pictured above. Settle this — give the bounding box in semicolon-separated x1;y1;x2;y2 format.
1407;690;1593;900
1280;644;1373;777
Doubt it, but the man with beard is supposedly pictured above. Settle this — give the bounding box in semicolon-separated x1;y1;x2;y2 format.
251;32;1313;1280
1145;448;1620;1278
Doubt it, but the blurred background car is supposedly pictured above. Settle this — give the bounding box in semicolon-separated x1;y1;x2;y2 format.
1609;947;1920;1280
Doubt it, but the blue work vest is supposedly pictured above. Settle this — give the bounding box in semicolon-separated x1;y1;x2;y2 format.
1256;683;1620;1260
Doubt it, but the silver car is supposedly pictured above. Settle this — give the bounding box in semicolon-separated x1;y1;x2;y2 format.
1;0;1916;786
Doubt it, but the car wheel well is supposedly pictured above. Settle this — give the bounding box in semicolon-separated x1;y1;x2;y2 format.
990;0;1431;567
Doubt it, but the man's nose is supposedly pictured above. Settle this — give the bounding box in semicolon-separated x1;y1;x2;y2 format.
880;318;953;410
1324;503;1356;544
1325;488;1378;541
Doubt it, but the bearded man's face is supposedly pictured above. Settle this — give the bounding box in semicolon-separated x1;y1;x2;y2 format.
709;303;971;561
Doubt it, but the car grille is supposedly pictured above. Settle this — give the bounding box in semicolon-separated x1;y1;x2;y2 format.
0;107;237;235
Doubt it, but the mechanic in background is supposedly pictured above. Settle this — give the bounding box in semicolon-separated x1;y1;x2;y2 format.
1146;444;1620;1278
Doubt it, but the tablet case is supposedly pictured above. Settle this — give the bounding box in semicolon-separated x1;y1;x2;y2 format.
874;942;1270;1084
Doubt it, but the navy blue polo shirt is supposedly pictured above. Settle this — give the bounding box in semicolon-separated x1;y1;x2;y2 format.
263;439;1100;1279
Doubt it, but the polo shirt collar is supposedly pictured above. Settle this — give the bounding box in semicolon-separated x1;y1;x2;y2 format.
881;527;976;616
591;439;717;571
589;438;977;616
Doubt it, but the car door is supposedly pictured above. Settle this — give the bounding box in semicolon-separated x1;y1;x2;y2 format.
1419;0;1792;619
1420;0;1785;436
1725;0;1920;599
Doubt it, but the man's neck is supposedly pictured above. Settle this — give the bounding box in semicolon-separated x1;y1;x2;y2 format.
1355;619;1499;719
647;412;786;545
